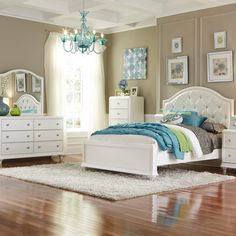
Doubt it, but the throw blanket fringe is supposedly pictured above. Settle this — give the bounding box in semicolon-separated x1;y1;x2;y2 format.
93;123;185;160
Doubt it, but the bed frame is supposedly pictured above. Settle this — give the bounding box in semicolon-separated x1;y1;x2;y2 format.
82;87;234;178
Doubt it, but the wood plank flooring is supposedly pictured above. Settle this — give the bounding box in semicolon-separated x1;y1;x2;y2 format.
0;156;236;236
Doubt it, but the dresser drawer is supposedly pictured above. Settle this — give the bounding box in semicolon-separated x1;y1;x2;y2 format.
34;141;63;153
34;119;63;130
222;148;236;163
110;109;128;119
2;120;33;131
223;132;236;148
2;142;33;155
109;99;129;109
109;119;128;125
34;130;63;141
2;131;33;143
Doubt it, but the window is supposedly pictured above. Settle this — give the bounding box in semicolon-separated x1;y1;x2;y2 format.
62;53;83;130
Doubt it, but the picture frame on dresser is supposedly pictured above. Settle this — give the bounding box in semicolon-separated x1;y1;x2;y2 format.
230;116;236;129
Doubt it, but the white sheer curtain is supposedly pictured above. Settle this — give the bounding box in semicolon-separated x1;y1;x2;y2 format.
44;32;106;133
81;53;106;133
44;32;64;116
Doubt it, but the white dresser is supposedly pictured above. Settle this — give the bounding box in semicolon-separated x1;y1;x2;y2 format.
0;116;64;165
109;96;144;125
221;129;236;174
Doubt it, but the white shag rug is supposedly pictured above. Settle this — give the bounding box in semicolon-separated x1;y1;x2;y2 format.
0;163;234;201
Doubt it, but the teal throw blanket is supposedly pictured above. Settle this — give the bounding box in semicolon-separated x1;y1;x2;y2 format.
92;123;184;160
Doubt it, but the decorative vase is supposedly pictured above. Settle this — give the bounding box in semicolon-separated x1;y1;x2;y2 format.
0;96;9;116
10;104;21;116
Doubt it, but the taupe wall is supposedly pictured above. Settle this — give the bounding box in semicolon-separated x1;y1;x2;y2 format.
158;4;236;112
0;15;60;77
106;27;157;114
107;3;236;114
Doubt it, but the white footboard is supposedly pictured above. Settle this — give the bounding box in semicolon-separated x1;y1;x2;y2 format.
82;140;159;177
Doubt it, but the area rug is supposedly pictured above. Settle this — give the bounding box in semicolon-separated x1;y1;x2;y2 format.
0;163;234;200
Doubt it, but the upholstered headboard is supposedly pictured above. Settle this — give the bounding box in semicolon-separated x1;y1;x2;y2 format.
16;94;41;114
163;87;234;128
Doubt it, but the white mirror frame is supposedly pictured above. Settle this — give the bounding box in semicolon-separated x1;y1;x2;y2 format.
0;69;44;115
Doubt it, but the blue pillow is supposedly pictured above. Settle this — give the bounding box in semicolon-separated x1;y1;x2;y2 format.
182;113;207;127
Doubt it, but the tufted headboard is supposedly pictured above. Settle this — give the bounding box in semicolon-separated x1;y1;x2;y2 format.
16;94;41;114
163;86;234;128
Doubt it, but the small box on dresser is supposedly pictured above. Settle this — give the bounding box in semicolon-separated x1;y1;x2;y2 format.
109;96;144;125
221;129;236;174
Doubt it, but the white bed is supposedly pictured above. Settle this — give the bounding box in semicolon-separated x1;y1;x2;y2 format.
82;87;234;178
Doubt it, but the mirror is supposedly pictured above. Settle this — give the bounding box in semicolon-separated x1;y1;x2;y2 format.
0;69;44;115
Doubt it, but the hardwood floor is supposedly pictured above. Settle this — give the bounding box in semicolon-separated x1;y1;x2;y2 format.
0;156;236;236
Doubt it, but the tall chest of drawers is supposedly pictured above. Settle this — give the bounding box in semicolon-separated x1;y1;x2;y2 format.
109;96;144;125
0;116;63;163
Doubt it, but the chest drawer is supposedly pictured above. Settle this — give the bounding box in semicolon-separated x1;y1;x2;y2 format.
2;131;33;143
109;99;129;109
2;120;33;131
34;141;63;153
34;130;63;141
34;119;63;130
109;119;128;125
222;148;236;163
2;142;33;155
223;132;236;148
110;109;128;119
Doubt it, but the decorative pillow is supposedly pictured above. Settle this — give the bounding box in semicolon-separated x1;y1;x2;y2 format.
201;121;226;134
182;113;207;127
161;113;183;124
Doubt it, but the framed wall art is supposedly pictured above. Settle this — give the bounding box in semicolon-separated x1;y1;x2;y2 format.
167;56;188;84
207;51;233;82
16;73;26;92
123;47;147;80
214;31;226;49
32;76;41;92
171;37;182;53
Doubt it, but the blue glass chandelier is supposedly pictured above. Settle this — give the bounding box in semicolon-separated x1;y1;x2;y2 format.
61;10;107;54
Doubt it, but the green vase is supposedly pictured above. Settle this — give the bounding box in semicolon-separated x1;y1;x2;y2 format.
0;96;9;116
10;104;21;116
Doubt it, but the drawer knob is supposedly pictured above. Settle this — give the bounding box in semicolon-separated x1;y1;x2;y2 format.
228;154;231;157
117;102;120;105
6;136;9;138
38;146;41;149
26;147;30;150
117;112;120;115
26;135;30;138
56;145;59;148
38;123;41;126
38;135;41;137
56;134;59;137
56;123;60;125
6;147;9;150
6;124;9;126
228;139;231;142
27;123;30;126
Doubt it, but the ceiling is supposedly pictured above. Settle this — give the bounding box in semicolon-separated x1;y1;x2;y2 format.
0;0;236;33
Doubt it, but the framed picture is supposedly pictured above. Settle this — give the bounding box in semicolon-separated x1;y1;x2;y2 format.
131;87;138;96
123;47;147;80
230;116;236;129
32;76;41;92
167;56;188;84
207;51;233;82
214;31;226;49
171;37;182;53
16;73;26;92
